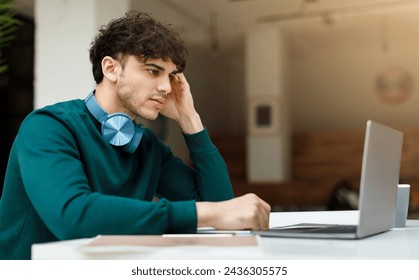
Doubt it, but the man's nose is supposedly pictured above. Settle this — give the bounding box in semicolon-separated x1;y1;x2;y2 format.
157;77;172;94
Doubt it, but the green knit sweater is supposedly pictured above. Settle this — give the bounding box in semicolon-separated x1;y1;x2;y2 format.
0;98;233;259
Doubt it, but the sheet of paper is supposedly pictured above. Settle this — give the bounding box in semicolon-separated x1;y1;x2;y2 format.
197;229;253;235
84;234;259;247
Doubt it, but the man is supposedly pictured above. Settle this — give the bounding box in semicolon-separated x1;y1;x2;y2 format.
0;11;270;260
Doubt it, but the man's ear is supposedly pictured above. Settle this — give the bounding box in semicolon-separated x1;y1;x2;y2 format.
101;56;120;83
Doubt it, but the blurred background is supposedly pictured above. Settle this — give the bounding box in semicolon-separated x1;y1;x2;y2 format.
2;0;419;217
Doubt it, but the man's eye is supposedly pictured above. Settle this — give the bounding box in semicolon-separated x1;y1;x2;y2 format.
148;69;159;75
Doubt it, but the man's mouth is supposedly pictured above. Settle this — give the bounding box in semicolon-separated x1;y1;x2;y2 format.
150;98;164;109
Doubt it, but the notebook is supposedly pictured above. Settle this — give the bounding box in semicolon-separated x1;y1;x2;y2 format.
253;120;403;239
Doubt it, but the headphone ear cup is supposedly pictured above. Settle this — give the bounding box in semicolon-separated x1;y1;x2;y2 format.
85;91;142;153
123;125;144;153
102;113;135;146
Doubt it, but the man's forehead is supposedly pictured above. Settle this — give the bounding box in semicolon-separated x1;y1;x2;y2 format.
139;57;178;72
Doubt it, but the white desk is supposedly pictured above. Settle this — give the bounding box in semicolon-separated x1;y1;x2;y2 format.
31;211;419;260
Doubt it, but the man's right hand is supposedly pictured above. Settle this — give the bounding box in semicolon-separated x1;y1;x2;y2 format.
196;193;271;230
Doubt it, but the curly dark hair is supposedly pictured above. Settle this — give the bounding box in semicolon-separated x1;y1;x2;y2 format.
89;11;189;84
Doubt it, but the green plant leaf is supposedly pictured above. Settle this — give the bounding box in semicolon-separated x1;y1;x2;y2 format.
0;0;21;86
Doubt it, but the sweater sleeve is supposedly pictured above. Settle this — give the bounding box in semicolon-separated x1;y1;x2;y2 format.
156;128;234;202
17;111;198;239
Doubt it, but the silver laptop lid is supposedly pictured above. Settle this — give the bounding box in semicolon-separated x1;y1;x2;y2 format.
357;120;403;238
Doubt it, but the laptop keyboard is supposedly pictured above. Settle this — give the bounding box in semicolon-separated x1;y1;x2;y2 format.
269;224;357;234
310;225;357;234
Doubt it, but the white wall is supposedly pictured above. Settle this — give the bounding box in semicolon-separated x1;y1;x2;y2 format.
245;28;291;183
286;9;419;131
35;0;129;108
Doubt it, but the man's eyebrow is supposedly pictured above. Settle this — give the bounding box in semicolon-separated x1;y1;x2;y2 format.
144;63;165;71
144;62;179;75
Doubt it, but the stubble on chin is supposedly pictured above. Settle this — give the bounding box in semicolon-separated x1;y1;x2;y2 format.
135;107;161;122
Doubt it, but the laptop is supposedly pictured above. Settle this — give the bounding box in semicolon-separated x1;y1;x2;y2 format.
253;120;403;239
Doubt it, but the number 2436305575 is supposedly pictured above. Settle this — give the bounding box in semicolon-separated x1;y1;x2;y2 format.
224;266;287;276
